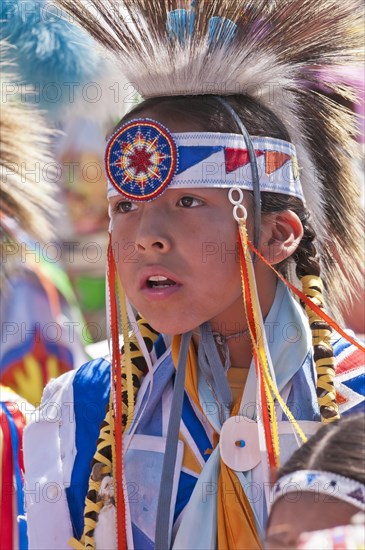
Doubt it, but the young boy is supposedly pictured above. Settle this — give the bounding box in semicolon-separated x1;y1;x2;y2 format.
24;2;364;549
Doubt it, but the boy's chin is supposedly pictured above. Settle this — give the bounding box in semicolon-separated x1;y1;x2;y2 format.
140;316;198;336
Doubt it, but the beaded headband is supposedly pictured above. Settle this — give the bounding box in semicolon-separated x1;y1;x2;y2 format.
105;118;303;202
272;470;365;511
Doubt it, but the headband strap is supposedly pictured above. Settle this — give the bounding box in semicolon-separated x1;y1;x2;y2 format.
272;470;365;512
105;119;303;202
215;96;262;252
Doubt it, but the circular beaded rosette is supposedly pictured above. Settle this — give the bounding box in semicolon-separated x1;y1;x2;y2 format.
105;119;178;201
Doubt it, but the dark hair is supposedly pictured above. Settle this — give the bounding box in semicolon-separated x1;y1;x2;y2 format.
277;413;365;484
124;94;291;139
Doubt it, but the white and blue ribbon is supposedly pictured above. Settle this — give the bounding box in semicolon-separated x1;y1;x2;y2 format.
272;470;365;511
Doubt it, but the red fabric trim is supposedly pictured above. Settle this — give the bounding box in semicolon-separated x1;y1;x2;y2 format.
0;406;14;550
336;349;364;375
238;232;276;469
108;239;127;550
8;405;26;477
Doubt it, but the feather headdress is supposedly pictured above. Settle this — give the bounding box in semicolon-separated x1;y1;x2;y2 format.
0;41;56;287
55;0;364;315
0;0;106;117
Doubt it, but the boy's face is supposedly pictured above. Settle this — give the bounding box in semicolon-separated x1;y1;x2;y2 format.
109;186;245;335
108;106;251;334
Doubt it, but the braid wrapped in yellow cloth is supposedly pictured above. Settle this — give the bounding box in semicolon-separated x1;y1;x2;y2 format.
301;275;339;423
69;316;159;549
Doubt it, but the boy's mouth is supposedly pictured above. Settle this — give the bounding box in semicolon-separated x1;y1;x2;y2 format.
147;275;177;289
139;268;182;300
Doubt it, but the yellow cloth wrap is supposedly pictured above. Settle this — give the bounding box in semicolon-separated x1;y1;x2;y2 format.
69;403;115;549
301;275;339;423
69;539;87;550
117;275;160;431
218;463;261;550
227;366;250;403
72;306;158;548
172;335;261;549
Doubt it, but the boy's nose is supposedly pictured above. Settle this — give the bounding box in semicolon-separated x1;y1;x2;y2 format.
136;234;171;252
135;209;172;253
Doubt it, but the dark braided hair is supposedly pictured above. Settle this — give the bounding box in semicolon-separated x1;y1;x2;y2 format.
277;413;365;484
292;211;337;420
261;193;338;421
72;317;159;549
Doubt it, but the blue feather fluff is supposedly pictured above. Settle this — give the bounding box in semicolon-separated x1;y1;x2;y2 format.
1;0;104;112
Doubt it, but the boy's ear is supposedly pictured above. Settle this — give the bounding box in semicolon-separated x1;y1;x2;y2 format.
259;210;304;265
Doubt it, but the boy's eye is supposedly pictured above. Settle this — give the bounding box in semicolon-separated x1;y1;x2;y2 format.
113;200;137;214
177;196;204;208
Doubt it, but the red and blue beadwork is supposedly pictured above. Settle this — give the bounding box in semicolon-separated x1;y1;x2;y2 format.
105;119;178;201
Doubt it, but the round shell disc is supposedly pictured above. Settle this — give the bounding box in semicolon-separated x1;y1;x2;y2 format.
220;416;261;472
